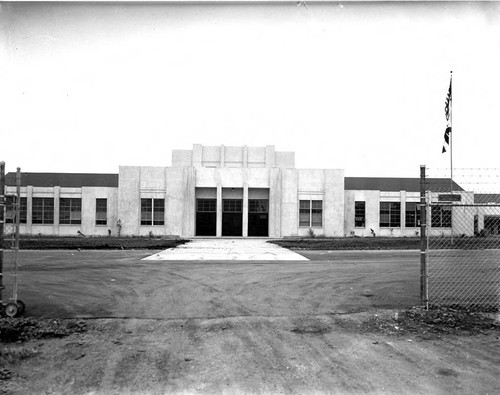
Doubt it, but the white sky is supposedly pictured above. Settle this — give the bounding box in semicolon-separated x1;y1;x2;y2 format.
1;1;500;177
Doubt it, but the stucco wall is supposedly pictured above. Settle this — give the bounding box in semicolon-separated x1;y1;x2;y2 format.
280;168;299;237
344;190;380;237
171;144;295;169
81;187;118;236
171;150;192;167
324;169;345;237
118;166;140;235
166;167;187;236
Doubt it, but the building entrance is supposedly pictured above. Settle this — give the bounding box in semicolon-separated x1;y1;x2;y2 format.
222;199;242;236
196;199;216;236
248;199;269;236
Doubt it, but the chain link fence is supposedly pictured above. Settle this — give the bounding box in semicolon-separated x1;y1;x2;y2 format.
424;168;500;311
2;194;21;306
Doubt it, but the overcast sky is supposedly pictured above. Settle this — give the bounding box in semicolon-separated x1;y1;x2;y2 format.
1;1;500;178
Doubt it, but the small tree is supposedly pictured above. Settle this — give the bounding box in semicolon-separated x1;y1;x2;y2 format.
116;219;122;237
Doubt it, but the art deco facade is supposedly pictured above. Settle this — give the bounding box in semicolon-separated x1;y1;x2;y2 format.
4;145;499;237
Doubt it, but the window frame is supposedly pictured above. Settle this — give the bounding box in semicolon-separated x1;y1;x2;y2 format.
32;197;54;225
140;198;165;226
354;201;366;228
249;199;269;213
379;202;401;228
59;198;82;225
405;202;421;228
153;199;165;226
5;196;27;224
223;199;242;213
299;199;323;228
431;205;452;228
197;199;216;213
95;198;107;226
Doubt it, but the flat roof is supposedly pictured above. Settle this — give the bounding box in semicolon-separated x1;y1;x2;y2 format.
5;172;119;188
344;177;464;192
4;172;463;192
474;194;500;204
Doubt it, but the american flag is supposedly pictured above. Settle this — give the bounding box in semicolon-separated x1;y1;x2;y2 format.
442;77;452;153
444;79;452;121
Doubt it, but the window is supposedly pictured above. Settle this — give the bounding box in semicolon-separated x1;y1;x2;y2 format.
311;201;323;227
141;198;165;226
299;200;323;227
5;196;27;224
431;205;452;228
223;199;242;212
405;202;420;228
197;199;216;212
355;201;366;227
438;194;461;202
249;200;268;213
299;200;311;226
380;202;401;227
96;198;107;225
5;196;14;223
32;197;54;224
60;198;82;225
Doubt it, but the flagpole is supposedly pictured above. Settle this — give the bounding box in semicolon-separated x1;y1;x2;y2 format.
450;71;453;196
449;71;453;243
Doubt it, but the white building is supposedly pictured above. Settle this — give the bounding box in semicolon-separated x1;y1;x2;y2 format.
4;144;498;238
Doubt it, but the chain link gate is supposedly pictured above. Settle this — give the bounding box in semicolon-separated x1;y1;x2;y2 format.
421;167;500;311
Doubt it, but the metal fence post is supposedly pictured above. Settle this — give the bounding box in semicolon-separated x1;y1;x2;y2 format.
0;161;5;301
420;165;428;308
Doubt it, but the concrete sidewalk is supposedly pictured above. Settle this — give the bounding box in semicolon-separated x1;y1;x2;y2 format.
143;238;309;261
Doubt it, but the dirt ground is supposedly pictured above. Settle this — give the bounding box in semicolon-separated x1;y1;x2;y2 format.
1;250;499;394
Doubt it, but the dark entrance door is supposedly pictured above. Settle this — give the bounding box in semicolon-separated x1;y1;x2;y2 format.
222;199;242;236
248;199;269;237
196;199;216;236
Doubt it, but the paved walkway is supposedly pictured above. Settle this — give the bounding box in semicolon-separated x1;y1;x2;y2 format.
143;238;309;261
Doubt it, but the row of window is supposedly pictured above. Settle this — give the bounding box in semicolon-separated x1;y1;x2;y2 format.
4;196;452;229
301;200;450;229
354;201;452;228
5;197;108;226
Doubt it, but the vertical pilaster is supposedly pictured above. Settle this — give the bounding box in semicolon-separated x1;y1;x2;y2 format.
242;184;249;237
26;185;33;234
182;167;196;237
265;145;276;168
401;190;406;233
220;145;225;167
243;146;248;168
54;186;60;235
216;185;222;237
269;168;283;238
193;144;203;167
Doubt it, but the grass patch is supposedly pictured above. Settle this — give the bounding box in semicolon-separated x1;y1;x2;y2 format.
2;236;188;250
269;237;421;250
